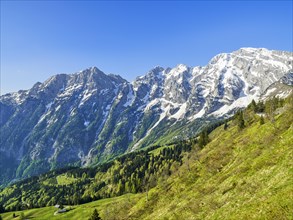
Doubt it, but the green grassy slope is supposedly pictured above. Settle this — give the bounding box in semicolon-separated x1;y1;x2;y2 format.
1;98;292;220
129;106;293;220
1;193;142;220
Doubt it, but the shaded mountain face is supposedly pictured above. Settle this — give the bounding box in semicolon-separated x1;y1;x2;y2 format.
0;48;292;185
260;70;293;100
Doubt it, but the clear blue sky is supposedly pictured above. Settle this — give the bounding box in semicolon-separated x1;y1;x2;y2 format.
1;1;292;94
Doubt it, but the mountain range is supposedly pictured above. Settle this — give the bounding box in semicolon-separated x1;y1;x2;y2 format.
1;93;292;219
0;47;292;186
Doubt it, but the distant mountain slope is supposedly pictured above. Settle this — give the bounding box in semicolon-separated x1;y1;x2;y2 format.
0;48;292;186
1;95;292;220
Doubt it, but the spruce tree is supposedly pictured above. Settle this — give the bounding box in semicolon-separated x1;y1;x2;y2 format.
236;110;245;129
250;99;257;112
256;101;265;113
224;121;228;130
88;208;102;220
260;115;265;125
0;204;4;213
198;129;209;148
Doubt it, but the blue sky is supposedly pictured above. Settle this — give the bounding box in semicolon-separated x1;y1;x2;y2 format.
1;1;292;94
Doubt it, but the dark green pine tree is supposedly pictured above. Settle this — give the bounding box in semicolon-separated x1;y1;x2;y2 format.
88;208;102;220
249;99;257;112
0;204;4;213
236;110;245;129
256;101;265;113
198;129;209;148
224;121;228;130
260;115;265;125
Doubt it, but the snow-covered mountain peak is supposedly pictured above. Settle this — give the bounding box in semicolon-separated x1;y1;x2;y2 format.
134;67;165;86
238;47;268;52
208;53;229;65
1;48;292;183
152;66;164;72
169;64;189;75
148;66;165;77
235;47;292;60
78;66;100;74
75;66;106;79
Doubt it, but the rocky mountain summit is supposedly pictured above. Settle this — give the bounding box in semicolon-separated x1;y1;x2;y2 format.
1;47;292;185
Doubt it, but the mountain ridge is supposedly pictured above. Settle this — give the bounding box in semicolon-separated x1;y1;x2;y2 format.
0;47;292;186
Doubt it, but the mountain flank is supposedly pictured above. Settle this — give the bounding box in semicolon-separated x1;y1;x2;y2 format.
0;47;292;186
1;95;292;219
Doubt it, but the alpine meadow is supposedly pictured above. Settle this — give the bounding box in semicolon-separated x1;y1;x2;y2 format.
1;1;293;220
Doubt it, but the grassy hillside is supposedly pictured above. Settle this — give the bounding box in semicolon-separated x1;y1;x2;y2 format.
129;102;293;219
0;193;142;220
1;96;292;219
